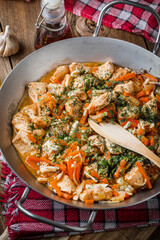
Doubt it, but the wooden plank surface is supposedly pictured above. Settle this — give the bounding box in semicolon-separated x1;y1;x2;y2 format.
0;56;12;85
0;0;159;239
0;24;12;84
0;0;40;68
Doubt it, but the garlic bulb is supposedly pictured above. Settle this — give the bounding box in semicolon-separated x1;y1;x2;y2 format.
0;25;19;57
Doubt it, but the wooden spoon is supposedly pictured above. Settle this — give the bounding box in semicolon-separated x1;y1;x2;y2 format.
88;119;160;168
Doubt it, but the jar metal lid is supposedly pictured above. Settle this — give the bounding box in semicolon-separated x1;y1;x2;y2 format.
42;0;63;9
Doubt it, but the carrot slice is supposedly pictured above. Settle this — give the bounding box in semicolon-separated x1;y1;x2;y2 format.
25;158;39;171
111;184;118;190
136;90;146;98
67;158;74;180
57;103;65;115
26;156;67;173
84;102;90;108
85;199;94;204
101;178;109;184
74;132;81;138
87;90;92;95
90;170;101;180
138;128;144;135
114;159;127;178
62;193;73;199
48;101;56;110
123;92;131;97
137;74;144;83
49;179;63;197
81;127;88;130
141;136;149;146
84;180;96;188
124;193;130;199
106;82;112;87
67;151;84;181
140;97;149;102
96;118;102;122
113;190;119;197
90;170;109;183
130;119;139;128
25;156;50;169
120;119;139;128
27;133;37;143
96;103;116;119
142;73;158;82
58;139;67;146
53;77;61;84
80;108;89;125
54;163;67;173
136;162;152;189
111;72;136;82
91;66;98;72
27;156;52;165
75;162;81;181
79;104;90;127
41;92;54;104
150;136;155;147
69;149;86;158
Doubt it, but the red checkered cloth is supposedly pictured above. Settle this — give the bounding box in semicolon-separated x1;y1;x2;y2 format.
0;154;160;240
65;0;160;43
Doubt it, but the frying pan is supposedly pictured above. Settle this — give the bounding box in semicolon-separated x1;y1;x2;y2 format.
0;0;160;232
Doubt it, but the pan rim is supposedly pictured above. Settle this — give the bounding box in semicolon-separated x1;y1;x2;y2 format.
1;36;160;91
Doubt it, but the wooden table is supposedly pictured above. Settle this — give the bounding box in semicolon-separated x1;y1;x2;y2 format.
0;0;159;239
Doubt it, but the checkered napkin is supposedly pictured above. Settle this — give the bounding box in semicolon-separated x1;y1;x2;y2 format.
65;0;160;43
0;154;160;240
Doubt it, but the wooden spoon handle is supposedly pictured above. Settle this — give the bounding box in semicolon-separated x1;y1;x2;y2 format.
88;119;160;168
106;132;160;168
139;146;160;168
101;122;160;168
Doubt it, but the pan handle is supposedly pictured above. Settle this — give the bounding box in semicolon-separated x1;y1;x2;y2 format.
93;0;160;55
17;187;97;232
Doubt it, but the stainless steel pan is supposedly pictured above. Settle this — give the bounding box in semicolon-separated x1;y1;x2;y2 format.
0;0;160;232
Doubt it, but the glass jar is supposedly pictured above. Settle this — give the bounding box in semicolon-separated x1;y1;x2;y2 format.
35;0;71;49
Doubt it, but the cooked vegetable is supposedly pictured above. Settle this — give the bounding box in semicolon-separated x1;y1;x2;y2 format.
142;73;158;82
114;159;127;178
136;90;145;98
135;162;152;189
110;72;136;82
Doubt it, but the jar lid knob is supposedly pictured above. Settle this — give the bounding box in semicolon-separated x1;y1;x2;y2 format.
42;0;63;9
